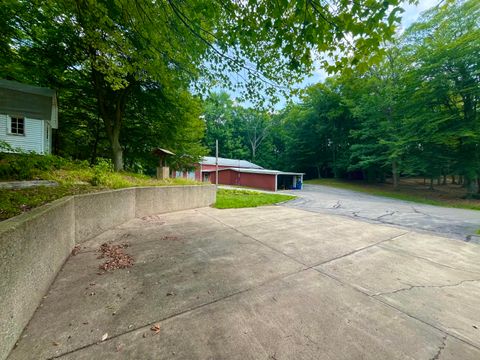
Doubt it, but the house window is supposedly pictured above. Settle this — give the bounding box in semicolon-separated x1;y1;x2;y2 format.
10;116;25;135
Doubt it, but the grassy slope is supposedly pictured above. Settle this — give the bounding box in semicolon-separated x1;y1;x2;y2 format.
214;189;296;209
0;167;200;220
305;178;480;211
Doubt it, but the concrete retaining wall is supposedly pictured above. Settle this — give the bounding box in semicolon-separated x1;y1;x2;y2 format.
0;185;215;360
75;188;136;243
135;185;217;218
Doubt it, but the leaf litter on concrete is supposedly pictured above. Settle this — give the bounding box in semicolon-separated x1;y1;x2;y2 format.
97;242;134;272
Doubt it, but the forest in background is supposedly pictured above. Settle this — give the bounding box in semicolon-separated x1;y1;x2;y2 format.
1;1;479;197
1;0;403;171
203;1;480;197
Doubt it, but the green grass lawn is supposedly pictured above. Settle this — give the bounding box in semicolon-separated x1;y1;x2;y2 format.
214;189;296;209
305;178;480;211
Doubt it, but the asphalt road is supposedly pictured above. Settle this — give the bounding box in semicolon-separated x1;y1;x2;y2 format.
283;184;480;241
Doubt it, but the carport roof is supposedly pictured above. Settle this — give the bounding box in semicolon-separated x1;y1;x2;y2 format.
202;167;304;176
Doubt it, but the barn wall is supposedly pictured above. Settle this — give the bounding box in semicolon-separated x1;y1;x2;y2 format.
210;170;276;191
209;170;235;187
201;164;233;172
238;172;276;191
0;114;47;154
195;167;202;181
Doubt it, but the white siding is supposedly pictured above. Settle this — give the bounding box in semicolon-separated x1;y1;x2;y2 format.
0;114;47;154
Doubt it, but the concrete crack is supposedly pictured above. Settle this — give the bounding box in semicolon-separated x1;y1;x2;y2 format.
373;279;480;297
411;206;430;217
332;201;341;209
314;232;408;267
376;211;396;220
430;335;447;360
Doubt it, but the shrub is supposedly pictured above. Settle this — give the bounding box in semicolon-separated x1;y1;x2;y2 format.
91;158;114;186
0;152;68;180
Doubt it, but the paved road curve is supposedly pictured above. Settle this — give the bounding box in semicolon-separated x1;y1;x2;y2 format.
283;184;480;241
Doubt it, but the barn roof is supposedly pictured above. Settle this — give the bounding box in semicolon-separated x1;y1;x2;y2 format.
203;167;304;176
201;156;263;169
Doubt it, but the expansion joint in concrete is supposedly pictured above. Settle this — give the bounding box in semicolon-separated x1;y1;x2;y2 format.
311;232;409;268
378;243;480;275
47;267;307;360
200;211;311;268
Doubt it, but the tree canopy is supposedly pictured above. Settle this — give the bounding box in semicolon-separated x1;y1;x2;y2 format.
1;0;410;170
201;0;480;197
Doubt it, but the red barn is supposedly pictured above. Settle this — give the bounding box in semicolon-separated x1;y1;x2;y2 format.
201;157;304;192
171;156;304;192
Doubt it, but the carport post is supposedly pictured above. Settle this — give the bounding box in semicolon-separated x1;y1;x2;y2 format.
275;174;278;192
215;139;219;189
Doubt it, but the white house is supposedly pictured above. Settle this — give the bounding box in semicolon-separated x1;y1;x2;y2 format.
0;79;58;154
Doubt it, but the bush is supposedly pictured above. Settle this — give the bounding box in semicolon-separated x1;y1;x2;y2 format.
0;152;68;180
91;158;114;186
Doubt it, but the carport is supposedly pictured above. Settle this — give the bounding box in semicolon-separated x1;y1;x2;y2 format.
276;172;304;191
206;167;304;192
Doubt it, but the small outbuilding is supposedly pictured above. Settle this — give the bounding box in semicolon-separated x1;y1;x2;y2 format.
170;156;304;191
205;167;304;192
0;79;58;154
152;148;175;179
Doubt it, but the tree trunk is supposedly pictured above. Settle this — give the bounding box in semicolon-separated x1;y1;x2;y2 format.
437;177;441;186
429;178;434;190
111;134;123;172
451;175;456;185
442;174;447;185
89;117;101;165
392;161;399;189
466;177;477;198
91;67;132;172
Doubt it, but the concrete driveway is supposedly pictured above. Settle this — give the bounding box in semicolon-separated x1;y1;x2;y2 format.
9;205;480;359
283;184;480;241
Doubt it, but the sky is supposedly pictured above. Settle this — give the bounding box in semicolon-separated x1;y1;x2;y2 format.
228;0;441;109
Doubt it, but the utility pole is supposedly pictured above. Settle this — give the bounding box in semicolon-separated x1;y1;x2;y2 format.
215;139;219;189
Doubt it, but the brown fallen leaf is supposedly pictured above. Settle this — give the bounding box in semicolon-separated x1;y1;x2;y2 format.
150;324;161;334
71;245;81;256
52;341;60;346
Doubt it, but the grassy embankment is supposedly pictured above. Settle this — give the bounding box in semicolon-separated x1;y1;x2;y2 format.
305;178;480;211
214;188;296;209
0;153;199;220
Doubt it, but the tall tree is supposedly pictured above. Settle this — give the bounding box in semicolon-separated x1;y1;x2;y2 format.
1;0;410;170
401;0;480;195
236;108;271;162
